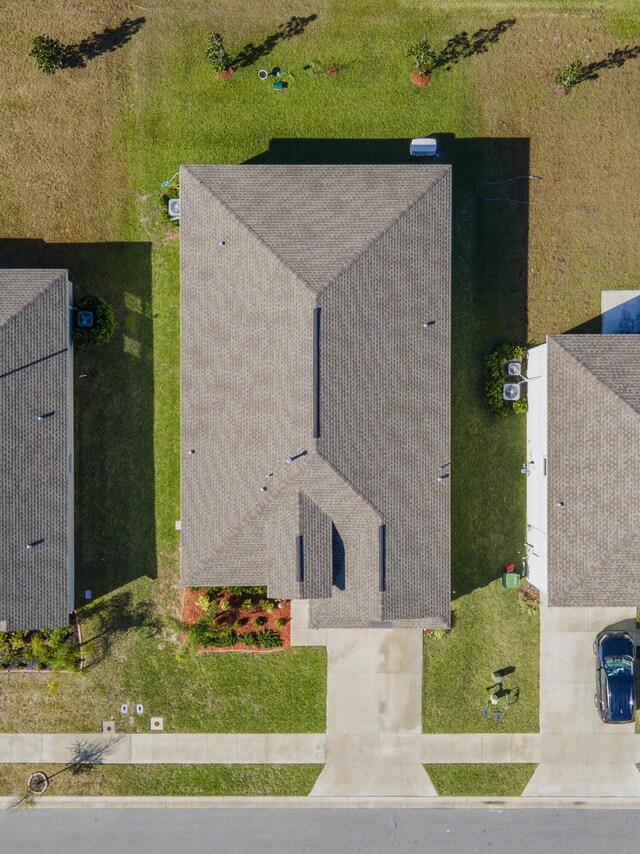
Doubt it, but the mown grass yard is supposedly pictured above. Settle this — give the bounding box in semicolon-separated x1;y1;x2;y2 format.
426;764;537;797
0;0;638;746
0;764;322;799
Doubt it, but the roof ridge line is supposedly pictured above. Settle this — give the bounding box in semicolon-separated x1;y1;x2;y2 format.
0;270;67;329
318;167;451;296
181;166;318;298
313;452;385;522
550;335;640;418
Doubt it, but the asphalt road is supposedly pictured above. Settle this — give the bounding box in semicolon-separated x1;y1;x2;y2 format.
0;808;638;854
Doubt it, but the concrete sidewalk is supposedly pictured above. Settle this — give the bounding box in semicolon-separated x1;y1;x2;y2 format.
0;733;325;765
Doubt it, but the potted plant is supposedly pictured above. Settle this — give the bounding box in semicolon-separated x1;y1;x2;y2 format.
205;32;234;80
407;39;438;86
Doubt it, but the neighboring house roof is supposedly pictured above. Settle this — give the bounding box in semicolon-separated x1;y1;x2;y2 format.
547;334;640;606
181;164;451;628
0;269;72;631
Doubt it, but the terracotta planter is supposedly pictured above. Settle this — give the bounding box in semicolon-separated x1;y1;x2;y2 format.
411;70;431;87
219;67;235;81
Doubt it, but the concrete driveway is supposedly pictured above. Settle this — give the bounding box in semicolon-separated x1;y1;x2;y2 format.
307;624;436;797
524;602;640;797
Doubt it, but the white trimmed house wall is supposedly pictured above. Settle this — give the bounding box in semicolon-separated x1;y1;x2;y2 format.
525;343;548;594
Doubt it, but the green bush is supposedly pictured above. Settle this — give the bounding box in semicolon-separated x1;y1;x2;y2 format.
259;599;275;614
275;618;287;628
74;294;115;349
0;626;78;670
205;32;232;73
407;39;438;76
238;630;282;649
188;621;235;647
30;34;66;74
425;628;449;641
224;586;265;596
254;616;268;627
555;58;585;89
484;344;527;417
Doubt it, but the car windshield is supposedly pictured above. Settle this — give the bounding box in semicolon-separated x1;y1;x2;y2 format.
604;656;634;678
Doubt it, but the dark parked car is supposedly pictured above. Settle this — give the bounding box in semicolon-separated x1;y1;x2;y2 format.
593;631;636;724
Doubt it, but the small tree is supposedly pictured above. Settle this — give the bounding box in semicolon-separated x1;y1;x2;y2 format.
74;294;115;349
407;39;438;78
205;32;232;74
555;58;584;89
30;35;66;74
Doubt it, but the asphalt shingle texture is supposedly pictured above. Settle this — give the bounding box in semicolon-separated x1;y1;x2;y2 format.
548;334;640;606
181;165;451;628
0;270;72;631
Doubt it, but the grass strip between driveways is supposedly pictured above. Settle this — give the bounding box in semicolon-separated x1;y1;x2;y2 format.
0;764;323;799
425;764;537;797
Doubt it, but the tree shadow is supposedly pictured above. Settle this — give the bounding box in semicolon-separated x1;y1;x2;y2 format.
64;17;146;68
582;44;640;81
247;136;529;601
0;239;156;602
233;14;318;69
434;19;516;71
80;588;160;667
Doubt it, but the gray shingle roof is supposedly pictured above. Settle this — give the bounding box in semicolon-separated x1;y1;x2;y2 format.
548;334;640;606
181;165;451;628
0;270;72;631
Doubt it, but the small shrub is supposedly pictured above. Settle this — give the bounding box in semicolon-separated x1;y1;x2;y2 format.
234;618;247;629
188;621;235;647
30;35;66;74
407;39;438;77
205;32;232;73
259;599;275;614
275;617;287;628
241;599;253;610
218;600;230;612
74;294;115;349
555;58;585;89
484;343;527;417
424;628;449;641
239;629;282;649
254;616;268;627
224;586;266;596
195;594;211;613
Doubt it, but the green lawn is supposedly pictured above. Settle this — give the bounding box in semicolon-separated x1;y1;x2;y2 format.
0;0;638;749
423;582;540;733
0;764;321;799
426;764;537;797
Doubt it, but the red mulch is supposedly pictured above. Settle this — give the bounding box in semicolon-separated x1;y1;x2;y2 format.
411;70;431;86
180;588;291;654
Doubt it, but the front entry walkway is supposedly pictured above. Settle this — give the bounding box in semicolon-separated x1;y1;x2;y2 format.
308;625;436;797
523;602;640;797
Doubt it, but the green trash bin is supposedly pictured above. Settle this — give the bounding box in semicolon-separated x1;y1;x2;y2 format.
502;572;521;588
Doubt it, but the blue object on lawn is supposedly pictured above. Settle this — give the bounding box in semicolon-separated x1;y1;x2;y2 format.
77;310;94;328
272;81;284;90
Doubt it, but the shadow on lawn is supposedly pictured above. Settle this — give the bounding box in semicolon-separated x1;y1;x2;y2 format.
0;239;156;602
581;44;640;81
64;17;146;68
80;589;160;667
233;14;317;69
433;19;516;71
249;137;529;598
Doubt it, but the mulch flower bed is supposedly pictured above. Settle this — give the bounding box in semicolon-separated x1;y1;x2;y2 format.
181;587;290;653
0;616;81;672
